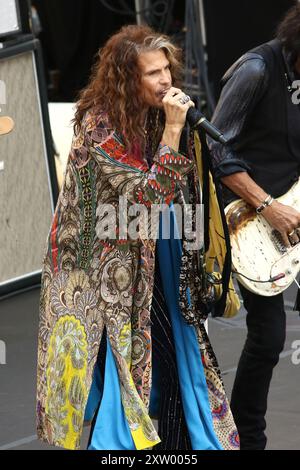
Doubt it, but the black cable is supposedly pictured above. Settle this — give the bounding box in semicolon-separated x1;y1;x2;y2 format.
98;0;169;19
98;0;135;16
138;0;168;17
232;270;286;284
157;0;174;33
191;0;215;114
119;0;134;12
185;2;194;90
183;0;216;115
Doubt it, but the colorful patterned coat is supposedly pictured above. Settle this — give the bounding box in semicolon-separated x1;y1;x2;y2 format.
36;107;239;450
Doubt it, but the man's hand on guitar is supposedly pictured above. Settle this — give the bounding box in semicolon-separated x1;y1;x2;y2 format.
221;171;300;247
263;200;300;247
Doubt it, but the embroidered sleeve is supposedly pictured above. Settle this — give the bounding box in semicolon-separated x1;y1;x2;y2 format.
89;131;194;206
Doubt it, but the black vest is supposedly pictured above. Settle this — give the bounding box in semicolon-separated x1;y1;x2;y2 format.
230;39;300;198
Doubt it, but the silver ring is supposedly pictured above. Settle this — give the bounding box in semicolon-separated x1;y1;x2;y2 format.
179;94;190;105
288;230;296;237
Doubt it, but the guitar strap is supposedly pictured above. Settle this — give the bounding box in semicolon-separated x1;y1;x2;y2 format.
194;130;240;318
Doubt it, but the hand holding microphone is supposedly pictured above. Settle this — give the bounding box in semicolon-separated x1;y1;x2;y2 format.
162;87;227;146
162;87;195;130
162;88;227;149
161;87;195;151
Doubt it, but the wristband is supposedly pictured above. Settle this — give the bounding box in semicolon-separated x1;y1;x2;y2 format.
256;194;274;214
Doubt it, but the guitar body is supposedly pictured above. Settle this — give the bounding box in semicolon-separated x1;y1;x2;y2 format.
225;179;300;296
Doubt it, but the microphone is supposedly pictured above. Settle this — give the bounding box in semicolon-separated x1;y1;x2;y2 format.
186;107;227;145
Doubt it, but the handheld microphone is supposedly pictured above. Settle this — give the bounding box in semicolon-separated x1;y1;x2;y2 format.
186;107;227;145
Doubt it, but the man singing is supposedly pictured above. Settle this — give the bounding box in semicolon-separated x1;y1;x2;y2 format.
36;24;239;451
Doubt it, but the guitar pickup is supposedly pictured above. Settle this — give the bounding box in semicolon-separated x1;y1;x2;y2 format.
271;230;288;254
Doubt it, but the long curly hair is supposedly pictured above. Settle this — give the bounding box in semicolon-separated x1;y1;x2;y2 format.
73;24;183;149
277;3;300;58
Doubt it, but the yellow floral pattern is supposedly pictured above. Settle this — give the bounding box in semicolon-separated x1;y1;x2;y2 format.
46;316;88;449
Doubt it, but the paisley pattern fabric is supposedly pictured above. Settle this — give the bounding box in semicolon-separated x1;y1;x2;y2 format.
36;107;238;450
194;323;240;449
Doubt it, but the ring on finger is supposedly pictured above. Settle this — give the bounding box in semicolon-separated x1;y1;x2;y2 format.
179;94;190;105
288;229;296;237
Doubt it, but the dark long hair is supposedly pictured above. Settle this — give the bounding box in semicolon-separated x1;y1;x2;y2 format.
277;3;300;57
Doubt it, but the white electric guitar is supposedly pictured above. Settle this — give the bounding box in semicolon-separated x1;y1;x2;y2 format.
225;179;300;296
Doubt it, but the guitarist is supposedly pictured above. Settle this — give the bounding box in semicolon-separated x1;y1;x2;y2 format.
208;4;300;450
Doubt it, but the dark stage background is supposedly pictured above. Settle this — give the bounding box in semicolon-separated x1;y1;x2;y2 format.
204;0;297;98
31;0;297;102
